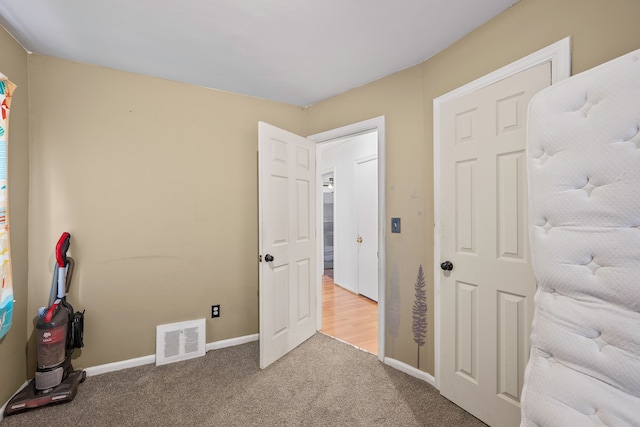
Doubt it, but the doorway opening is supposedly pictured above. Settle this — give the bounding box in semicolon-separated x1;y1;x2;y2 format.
315;130;379;355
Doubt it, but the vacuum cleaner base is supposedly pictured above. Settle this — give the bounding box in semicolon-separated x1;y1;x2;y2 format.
4;369;86;416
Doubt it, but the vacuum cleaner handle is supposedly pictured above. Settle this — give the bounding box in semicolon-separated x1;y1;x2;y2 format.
55;232;71;299
56;232;71;268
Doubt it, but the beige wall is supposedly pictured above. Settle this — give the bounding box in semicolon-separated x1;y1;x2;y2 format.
0;26;30;404
27;55;305;369
305;0;640;375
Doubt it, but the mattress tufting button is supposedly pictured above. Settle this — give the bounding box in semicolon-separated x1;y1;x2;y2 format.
579;178;598;197
539;350;557;366
586;408;603;426
592;334;608;351
578;96;599;118
538;150;551;164
540;218;553;234
622;123;640;142
585;257;601;274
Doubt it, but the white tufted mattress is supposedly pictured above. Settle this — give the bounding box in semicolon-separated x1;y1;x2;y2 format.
522;50;640;426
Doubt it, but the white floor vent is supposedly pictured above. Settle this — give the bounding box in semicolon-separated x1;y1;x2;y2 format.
156;319;206;366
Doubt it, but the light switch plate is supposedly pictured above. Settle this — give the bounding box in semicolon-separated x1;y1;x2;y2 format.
391;217;401;233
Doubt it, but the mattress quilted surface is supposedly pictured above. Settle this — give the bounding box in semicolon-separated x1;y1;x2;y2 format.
522;50;640;426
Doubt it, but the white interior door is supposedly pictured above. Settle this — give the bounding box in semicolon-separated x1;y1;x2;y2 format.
438;63;551;426
356;157;378;301
258;121;316;369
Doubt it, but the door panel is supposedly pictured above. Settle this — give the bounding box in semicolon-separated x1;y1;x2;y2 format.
455;281;478;381
497;151;526;260
455;159;477;254
439;63;551;426
497;291;527;403
259;122;316;369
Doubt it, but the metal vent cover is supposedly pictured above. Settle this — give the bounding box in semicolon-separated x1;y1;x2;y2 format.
156;319;205;366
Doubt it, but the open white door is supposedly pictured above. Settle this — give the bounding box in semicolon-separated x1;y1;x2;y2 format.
258;121;317;369
356;157;378;301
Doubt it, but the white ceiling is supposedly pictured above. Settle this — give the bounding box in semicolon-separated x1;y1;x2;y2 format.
0;0;519;107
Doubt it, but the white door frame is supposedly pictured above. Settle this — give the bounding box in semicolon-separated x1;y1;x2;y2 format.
433;37;571;388
308;116;386;361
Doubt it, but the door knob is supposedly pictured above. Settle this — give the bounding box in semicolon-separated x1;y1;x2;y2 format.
264;254;274;262
440;261;453;271
357;237;363;243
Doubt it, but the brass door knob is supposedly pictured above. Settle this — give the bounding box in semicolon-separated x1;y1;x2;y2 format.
357;237;363;243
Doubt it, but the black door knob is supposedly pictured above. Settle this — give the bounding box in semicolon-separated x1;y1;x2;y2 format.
264;254;274;262
440;261;453;271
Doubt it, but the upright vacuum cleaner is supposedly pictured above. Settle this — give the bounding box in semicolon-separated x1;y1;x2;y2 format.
5;232;85;416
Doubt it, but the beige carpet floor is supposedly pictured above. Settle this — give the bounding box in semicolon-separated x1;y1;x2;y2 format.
1;333;486;426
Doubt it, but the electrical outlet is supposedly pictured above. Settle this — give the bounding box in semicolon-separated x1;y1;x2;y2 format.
211;305;220;318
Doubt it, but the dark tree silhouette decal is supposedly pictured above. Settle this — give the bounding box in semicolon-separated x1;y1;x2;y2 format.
412;265;427;369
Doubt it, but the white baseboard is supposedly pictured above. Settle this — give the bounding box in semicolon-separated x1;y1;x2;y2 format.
205;333;259;351
84;333;259;377
84;354;156;377
383;357;436;387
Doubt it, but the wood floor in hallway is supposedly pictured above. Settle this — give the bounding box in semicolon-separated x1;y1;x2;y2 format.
320;273;378;354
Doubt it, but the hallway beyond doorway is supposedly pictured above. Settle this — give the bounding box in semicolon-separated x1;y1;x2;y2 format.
320;273;378;354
